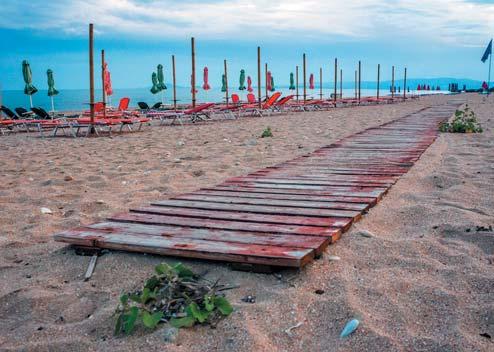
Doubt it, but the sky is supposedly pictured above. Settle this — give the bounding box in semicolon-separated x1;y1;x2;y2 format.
1;0;493;90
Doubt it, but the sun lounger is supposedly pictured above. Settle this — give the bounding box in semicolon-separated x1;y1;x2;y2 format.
157;103;215;125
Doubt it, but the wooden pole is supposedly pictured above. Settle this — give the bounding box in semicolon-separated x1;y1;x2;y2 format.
319;67;323;100
391;65;395;99
358;60;361;103
377;63;380;100
296;65;299;102
334;58;337;104
403;67;407;99
172;55;177;109
89;23;95;132
303;53;306;103
340;69;343;98
257;46;261;108
224;59;229;106
101;49;106;120
191;37;196;108
265;63;268;100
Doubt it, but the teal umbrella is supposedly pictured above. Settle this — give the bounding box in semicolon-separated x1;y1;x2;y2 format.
22;60;37;107
46;69;59;113
221;74;227;92
239;69;246;90
270;76;275;92
157;64;167;91
150;72;160;94
289;72;295;90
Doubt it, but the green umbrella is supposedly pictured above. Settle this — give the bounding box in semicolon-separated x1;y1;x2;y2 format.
270;76;275;92
150;72;160;94
221;74;227;92
289;72;295;90
157;64;167;91
47;69;59;113
239;69;246;90
22;60;37;107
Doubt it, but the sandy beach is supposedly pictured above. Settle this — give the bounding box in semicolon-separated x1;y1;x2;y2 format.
0;94;492;351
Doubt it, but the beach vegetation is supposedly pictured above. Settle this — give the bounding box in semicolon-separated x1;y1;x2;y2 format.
439;105;483;133
261;126;273;138
114;262;233;335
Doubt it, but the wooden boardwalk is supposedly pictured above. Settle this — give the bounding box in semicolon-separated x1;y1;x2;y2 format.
54;104;459;268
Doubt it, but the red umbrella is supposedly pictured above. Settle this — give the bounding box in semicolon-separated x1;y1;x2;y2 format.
247;76;253;92
103;63;113;96
309;73;315;89
417;84;421;91
266;71;272;91
202;67;211;90
426;85;430;91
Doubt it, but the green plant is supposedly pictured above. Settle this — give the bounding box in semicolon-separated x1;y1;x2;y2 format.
261;126;273;138
114;262;233;335
439;105;483;133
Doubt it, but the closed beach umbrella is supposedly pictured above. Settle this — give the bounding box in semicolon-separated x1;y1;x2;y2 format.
270;75;275;92
46;69;58;113
417;84;421;91
221;74;227;92
309;73;315;89
104;63;113;106
22;60;37;107
289;72;295;90
150;72;160;94
157;64;167;91
239;69;246;90
247;76;253;92
266;71;272;92
202;67;211;90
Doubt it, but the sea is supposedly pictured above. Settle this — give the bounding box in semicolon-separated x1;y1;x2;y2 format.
0;87;446;112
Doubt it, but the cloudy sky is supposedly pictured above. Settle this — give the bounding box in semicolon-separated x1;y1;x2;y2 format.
1;0;493;89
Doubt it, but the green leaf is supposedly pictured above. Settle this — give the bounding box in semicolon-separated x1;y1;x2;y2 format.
123;307;139;335
188;302;210;323
115;313;124;335
214;297;233;316
120;294;128;306
204;295;215;312
155;263;172;276
170;316;196;328
141;287;150;304
144;276;160;290
173;263;195;278
129;293;141;303
142;311;163;329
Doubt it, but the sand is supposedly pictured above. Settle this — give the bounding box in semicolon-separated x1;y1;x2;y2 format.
0;94;492;351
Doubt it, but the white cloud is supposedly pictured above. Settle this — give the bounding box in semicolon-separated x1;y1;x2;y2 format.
1;0;493;45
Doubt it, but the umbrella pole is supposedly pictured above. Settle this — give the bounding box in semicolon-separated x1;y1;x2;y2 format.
340;69;343;99
358;60;361;104
296;66;299;102
257;46;261;108
303;54;306;103
403;67;407;99
172;55;177;109
319;67;322;100
224;59;229;106
191;37;196;108
391;66;395;99
265;63;268;100
377;63;380;101
334;58;337;105
89;23;95;134
29;95;33;108
51;96;55;115
101;49;106;120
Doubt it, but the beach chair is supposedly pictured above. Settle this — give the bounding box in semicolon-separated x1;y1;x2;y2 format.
152;102;163;109
240;92;281;117
31;107;52;120
247;93;257;104
138;102;150;110
1;106;22;120
15;107;35;118
117;97;130;111
160;103;215;125
272;95;295;112
231;94;241;105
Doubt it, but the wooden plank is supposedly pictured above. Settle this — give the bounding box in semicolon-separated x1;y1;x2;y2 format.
149;200;361;218
206;185;381;201
174;194;369;211
86;222;332;255
227;177;391;188
115;210;352;232
55;229;315;267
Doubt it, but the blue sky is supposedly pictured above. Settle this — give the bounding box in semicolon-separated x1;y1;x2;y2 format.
1;0;493;90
